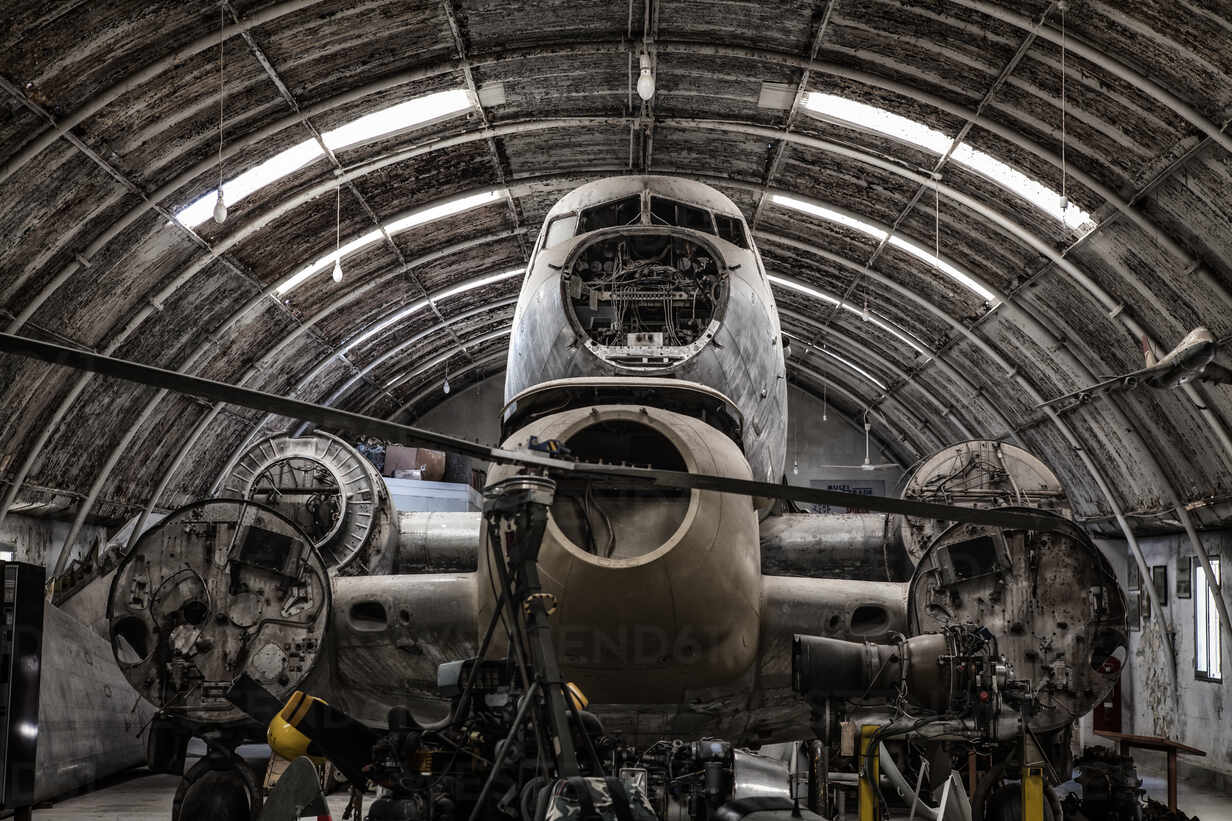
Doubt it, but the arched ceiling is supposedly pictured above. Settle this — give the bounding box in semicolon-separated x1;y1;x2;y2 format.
3;0;1232;553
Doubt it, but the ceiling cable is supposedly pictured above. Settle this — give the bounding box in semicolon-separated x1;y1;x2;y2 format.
934;174;940;262
331;182;343;283
1059;0;1069;222
212;3;227;224
821;343;829;422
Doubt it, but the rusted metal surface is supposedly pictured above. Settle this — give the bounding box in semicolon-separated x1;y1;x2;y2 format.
909;513;1128;733
1;1;1232;542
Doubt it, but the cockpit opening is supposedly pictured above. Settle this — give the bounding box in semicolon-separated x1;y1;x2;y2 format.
562;232;728;369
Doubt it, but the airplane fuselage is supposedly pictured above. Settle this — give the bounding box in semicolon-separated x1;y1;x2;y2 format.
504;176;788;484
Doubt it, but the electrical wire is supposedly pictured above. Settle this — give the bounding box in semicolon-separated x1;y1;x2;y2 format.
217;3;224;192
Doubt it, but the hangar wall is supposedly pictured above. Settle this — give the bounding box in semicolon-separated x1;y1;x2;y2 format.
0;512;107;572
1096;533;1232;782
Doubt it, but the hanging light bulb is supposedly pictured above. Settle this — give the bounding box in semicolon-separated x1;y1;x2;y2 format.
636;50;655;101
443;362;451;395
792;458;799;476
331;182;342;283
862;410;873;469
212;4;226;225
212;190;227;224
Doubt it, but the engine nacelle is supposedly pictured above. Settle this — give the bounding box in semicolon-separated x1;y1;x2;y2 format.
482;402;762;703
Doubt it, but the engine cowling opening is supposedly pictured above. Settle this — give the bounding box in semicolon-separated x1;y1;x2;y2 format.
550;420;689;560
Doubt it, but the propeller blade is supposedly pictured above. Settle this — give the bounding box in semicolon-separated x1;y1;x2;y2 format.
0;332;1068;532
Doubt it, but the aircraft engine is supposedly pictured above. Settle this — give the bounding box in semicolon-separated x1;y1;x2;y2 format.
215;431;399;575
483;404;761;704
107;499;331;723
794;511;1127;736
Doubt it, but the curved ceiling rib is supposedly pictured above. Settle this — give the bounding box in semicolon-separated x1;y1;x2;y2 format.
948;0;1232;156
0;0;324;187
2;8;1229;612
780;331;887;391
11;38;1222;335
4;155;1214;564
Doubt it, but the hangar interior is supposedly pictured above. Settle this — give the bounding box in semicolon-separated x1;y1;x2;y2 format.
1;1;1231;820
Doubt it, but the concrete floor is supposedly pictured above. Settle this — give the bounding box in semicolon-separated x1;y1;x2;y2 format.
26;765;1232;820
29;768;358;820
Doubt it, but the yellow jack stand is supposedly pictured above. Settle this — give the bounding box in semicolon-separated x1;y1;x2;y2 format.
1021;733;1046;821
859;725;881;821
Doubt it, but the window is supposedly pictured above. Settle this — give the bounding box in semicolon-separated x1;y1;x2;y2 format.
770;194;996;302
1196;557;1222;681
577;196;641;233
714;213;748;248
650;196;715;234
543;214;579;249
176;88;472;229
799;91;1095;233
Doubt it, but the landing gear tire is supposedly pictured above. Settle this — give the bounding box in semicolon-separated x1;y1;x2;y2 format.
973;764;1061;821
172;753;263;821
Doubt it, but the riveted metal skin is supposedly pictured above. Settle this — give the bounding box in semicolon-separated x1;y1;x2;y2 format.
504;176;788;490
107;500;331;724
482;403;762;705
908;511;1128;733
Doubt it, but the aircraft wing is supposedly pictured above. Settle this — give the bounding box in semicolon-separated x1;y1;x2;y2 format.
1035;363;1162;409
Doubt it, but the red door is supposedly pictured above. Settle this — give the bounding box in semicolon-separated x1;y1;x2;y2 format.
1092;659;1123;732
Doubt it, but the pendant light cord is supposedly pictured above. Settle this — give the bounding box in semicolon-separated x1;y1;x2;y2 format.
217;2;225;191
1060;2;1067;218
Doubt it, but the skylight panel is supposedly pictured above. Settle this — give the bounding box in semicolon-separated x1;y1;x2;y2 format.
275;190;502;296
343;267;522;352
800;92;1094;232
321;89;472;151
884;235;995;302
771;195;887;240
768;274;928;355
345;298;430;353
770;195;995;302
786;329;888;390
177;139;325;228
949;142;1094;231
175;89;473;230
819;345;886;390
384;190;502;234
276;229;383;295
802;93;953;155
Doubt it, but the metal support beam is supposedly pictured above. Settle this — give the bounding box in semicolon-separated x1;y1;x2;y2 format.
441;0;532;266
230;1;477;366
812;3;1051;336
749;0;836;230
